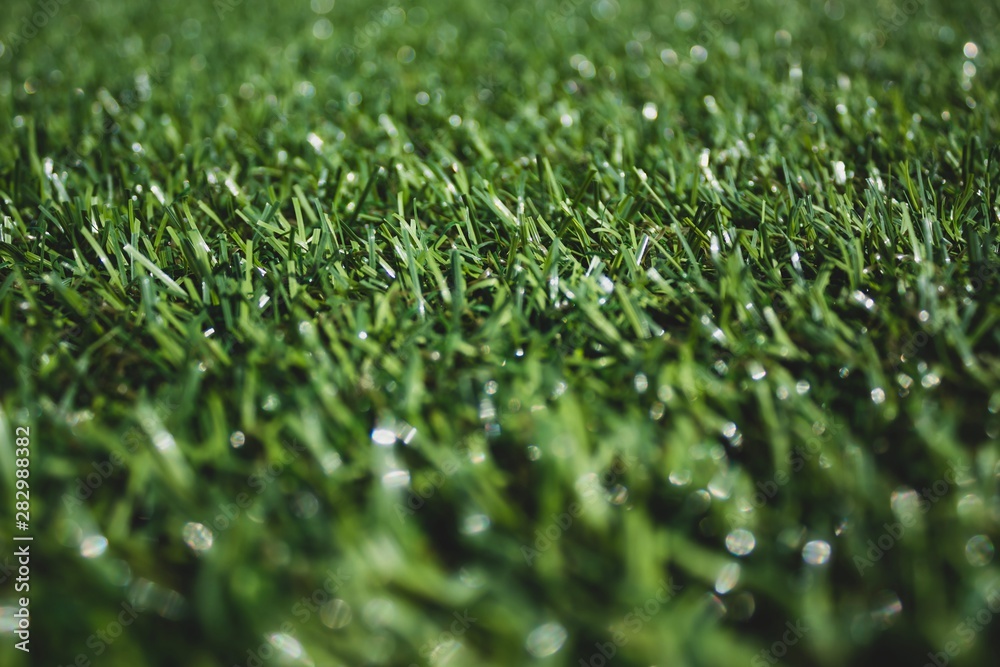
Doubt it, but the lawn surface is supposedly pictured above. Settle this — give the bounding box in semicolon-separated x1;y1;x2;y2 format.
1;0;1000;665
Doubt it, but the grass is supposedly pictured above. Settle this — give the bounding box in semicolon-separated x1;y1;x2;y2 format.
1;0;999;665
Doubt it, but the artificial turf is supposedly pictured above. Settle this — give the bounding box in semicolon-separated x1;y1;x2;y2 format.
1;0;1000;665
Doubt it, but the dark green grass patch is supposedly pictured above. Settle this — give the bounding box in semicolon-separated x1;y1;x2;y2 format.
1;1;1000;665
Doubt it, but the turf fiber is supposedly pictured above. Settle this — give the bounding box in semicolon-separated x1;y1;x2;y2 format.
1;0;1000;666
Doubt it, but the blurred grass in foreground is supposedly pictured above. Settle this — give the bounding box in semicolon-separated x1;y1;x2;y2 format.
1;0;1000;665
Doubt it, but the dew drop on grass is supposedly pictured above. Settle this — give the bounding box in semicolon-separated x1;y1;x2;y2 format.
725;429;743;449
851;290;874;310
80;534;108;558
293;492;320;519
306;132;324;151
870;590;903;628
398;423;417;445
871;388;886;405
108;559;132;587
708;472;733;500
229;431;245;448
607;484;629;505
525;622;568;658
362;599;395;628
320;451;342;475
371;426;396;446
669;469;691;486
267;632;303;659
320;599;352;629
715;562;741;594
688;489;712;513
428;638;462;664
965;535;994;566
956;494;983;519
381;470;410;489
459;567;485;588
802;540;831;565
726;529;756;556
706;593;727;618
526;445;541;461
890;487;920;518
674;10;696;30
461;513;491;535
182;522;214;553
834;161;847;185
